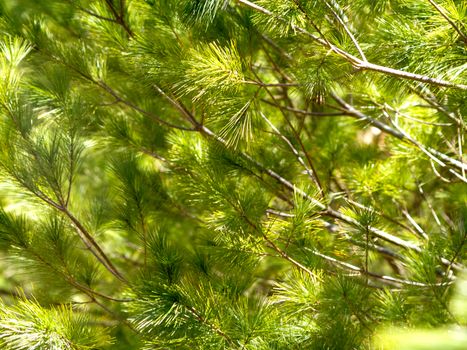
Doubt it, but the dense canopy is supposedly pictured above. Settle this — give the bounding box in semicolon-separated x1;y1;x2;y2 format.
0;0;466;349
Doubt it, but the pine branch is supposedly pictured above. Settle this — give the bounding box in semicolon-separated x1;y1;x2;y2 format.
1;4;465;346
165;107;427;280
0;109;126;283
68;81;457;271
43;53;194;132
189;116;422;252
237;0;467;90
304;248;454;288
24;245;126;305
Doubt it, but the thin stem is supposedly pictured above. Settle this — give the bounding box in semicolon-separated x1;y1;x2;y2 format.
261;99;349;116
64;135;75;208
263;231;316;277
137;204;148;268
346;198;419;237
259;33;293;60
410;87;466;129
78;7;118;23
323;0;367;61
417;183;443;229
445;229;466;276
426;0;467;44
91;297;139;333
243;80;298;87
46;53;193;132
104;0;133;37
25;247;131;325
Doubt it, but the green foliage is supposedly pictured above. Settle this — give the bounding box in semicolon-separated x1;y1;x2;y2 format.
0;0;465;348
0;296;111;349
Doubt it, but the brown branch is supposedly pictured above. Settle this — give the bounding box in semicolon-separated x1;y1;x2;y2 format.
62;208;127;283
104;0;133;37
97;81;195;131
78;7;118;23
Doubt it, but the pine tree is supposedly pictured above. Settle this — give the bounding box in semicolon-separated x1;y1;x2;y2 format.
0;0;466;349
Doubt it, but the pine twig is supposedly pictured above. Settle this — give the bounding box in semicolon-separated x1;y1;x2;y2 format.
97;81;195;131
261;99;349;116
331;92;467;182
304;248;454;288
259;111;321;193
255;75;324;196
185;305;235;346
62;208;128;283
101;81;461;269
427;0;467;44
